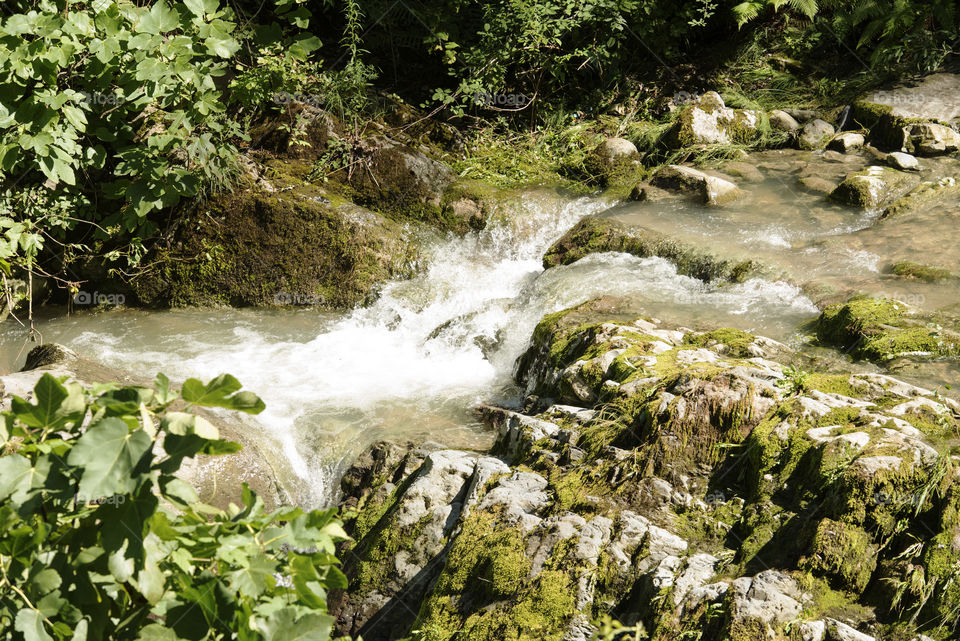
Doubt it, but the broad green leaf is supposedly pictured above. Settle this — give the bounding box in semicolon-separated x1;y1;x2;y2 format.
183;0;219;17
108;541;135;582
136;624;181;641
27;568;61;596
67;417;152;498
10;373;85;430
181;374;265;414
160;411;218;439
14;610;53;641
136;1;180;34
0;454;32;503
259;608;333;641
229;552;276;597
154;372;177;404
135;534;167;603
73;620;88;641
205;36;240;58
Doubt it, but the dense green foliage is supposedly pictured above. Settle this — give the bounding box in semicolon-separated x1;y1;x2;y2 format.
0;372;348;640
0;0;248;274
322;0;958;114
0;0;328;293
0;0;956;306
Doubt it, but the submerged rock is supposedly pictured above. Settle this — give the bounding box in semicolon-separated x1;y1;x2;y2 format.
333;302;960;641
719;160;765;183
881;177;960;219
887;260;958;283
542;216;763;283
798;176;838;195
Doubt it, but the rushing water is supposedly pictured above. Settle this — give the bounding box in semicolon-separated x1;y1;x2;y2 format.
3;150;959;506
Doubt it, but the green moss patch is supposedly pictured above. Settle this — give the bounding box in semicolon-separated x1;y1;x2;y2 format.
815;297;960;363
802;518;878;593
543;217;765;284
888;261;958;283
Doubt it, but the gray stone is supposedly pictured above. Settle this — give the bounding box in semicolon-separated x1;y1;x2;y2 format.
800;620;827;641
886;151;920;171
663;92;761;147
649;165;744;206
799;119;836;150
825;618;875;641
864;74;960;128
769;109;800;132
672;553;718;605
828;132;865;153
785;108;819;123
591;137;639;169
901;122;960;156
729;570;806;631
22;343;79;371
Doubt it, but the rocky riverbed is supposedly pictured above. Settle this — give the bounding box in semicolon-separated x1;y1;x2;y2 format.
325;297;960;641
5;72;960;641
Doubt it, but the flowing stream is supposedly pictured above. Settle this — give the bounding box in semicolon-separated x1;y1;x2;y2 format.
3;150;960;507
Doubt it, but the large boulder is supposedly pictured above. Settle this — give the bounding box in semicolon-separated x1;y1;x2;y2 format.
662;92;761;148
346;135;457;222
852;74;960;154
131;163;420;310
816;296;960;362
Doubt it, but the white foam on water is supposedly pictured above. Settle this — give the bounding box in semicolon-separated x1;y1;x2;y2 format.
56;192;820;506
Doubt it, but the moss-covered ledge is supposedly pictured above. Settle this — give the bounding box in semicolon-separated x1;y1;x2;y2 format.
815;296;960;363
131;165;421;309
542;216;768;283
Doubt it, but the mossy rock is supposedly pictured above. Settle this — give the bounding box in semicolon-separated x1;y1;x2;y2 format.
888;261;958;283
132;170;419;309
815;296;960;363
881;179;960;220
660;92;761;149
802;519;878;593
851;99;960;154
543;217;765;283
829;166;920;210
850;101;915;152
340;136;458;227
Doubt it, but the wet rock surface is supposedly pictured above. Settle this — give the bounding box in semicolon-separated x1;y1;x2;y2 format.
331;300;960;641
542;216;765;283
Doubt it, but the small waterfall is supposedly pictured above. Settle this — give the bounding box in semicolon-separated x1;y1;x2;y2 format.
25;188;818;506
